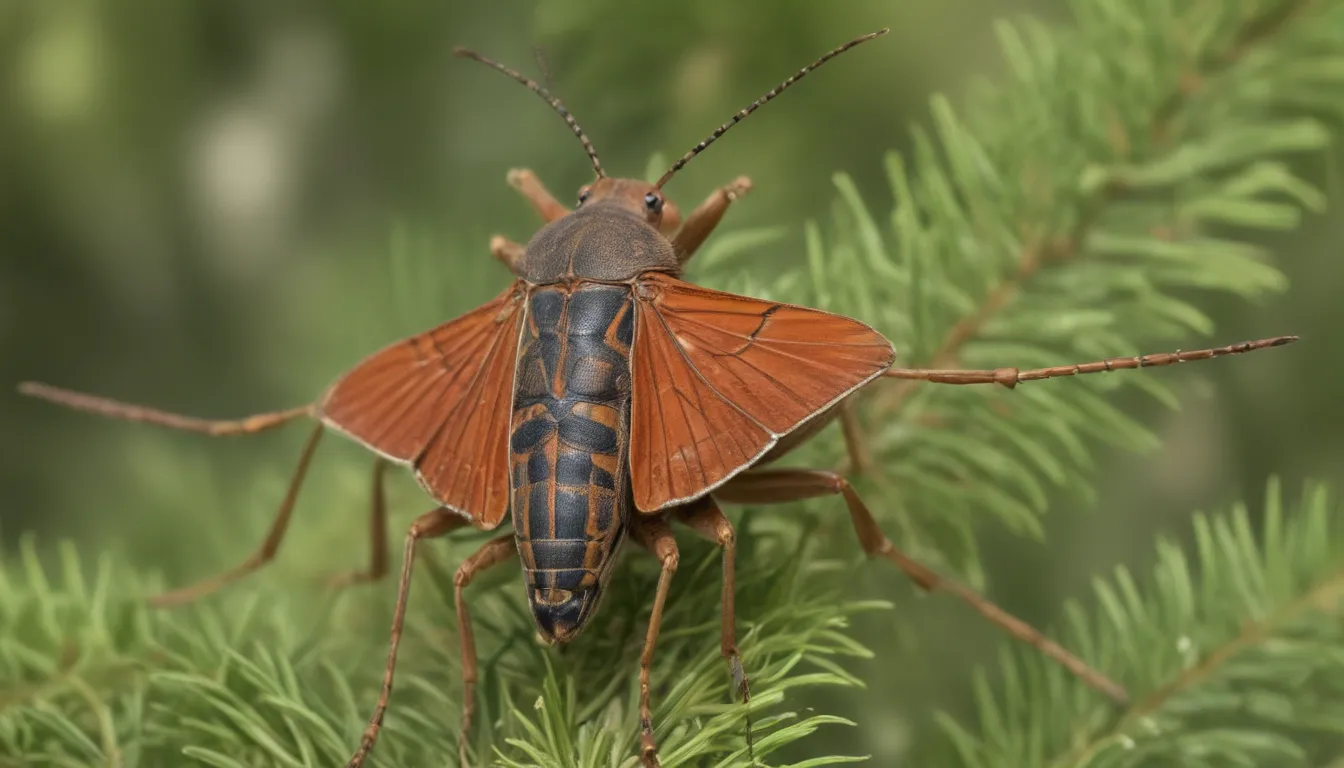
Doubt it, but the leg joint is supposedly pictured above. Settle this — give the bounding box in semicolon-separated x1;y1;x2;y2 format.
816;471;850;495
454;565;472;588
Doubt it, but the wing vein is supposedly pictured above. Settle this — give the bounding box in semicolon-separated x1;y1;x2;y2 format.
629;273;894;511
320;282;525;527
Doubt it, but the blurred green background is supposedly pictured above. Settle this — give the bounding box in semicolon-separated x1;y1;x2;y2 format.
2;0;1340;763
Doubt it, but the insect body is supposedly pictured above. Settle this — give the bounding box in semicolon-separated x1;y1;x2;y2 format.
508;180;679;647
510;282;634;643
18;29;1297;768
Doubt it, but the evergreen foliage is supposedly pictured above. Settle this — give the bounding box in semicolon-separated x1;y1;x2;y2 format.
4;0;1343;765
936;479;1344;767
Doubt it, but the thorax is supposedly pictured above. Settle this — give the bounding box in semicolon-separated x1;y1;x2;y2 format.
516;205;679;284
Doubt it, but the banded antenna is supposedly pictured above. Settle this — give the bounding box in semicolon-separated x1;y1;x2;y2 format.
656;29;889;189
453;47;606;178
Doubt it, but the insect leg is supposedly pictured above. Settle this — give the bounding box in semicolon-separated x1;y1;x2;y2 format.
346;508;472;768
838;399;873;476
507;167;570;221
454;533;517;767
323;458;391;590
629;512;680;768
673;498;748;700
716;468;1130;705
883;336;1297;388
489;235;526;271
670;176;753;264
673;497;756;761
17;381;312;435
151;423;325;607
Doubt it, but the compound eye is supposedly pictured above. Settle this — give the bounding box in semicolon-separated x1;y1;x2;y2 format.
643;191;663;214
577;187;591;206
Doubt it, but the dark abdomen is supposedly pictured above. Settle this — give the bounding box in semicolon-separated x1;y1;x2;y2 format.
509;284;633;642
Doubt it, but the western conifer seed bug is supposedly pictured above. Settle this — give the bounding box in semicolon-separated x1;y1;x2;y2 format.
19;28;1298;767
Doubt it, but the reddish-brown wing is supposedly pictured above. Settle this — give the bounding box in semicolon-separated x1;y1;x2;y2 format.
630;272;894;511
319;282;526;528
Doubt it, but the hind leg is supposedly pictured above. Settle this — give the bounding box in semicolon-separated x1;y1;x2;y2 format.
716;468;1129;704
673;498;748;703
673;497;755;761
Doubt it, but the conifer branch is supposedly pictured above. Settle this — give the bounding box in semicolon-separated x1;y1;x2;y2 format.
1061;564;1344;767
868;0;1311;423
933;480;1344;768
